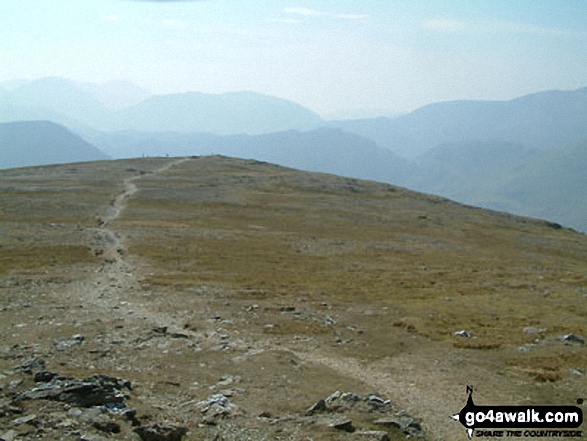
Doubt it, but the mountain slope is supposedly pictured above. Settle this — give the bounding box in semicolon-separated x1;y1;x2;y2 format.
0;156;585;440
114;91;323;135
407;139;587;232
79;80;150;110
330;87;587;158
498;139;587;231
8;77;112;130
0;121;110;169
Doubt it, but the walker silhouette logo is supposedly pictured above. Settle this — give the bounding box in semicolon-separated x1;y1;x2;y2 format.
451;386;583;439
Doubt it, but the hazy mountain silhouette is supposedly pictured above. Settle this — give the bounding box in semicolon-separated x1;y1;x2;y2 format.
407;139;587;232
0;98;89;134
79;80;150;110
330;88;587;158
497;139;587;232
2;78;324;136
8;78;112;130
2;78;586;230
0;121;109;169
409;140;537;201
113;91;324;135
92;128;409;184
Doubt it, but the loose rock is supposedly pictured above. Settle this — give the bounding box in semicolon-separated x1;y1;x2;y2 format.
53;334;85;350
356;430;390;441
16;357;46;374
16;374;131;408
195;394;239;423
328;417;355;432
561;334;585;344
305;399;326;416
134;423;188;441
0;430;19;441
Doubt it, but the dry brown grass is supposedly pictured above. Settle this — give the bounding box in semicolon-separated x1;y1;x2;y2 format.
1;156;586;440
116;157;587;353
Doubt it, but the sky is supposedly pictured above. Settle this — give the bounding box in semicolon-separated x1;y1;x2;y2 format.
1;0;587;118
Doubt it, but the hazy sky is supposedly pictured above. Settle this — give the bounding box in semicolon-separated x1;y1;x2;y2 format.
1;0;586;118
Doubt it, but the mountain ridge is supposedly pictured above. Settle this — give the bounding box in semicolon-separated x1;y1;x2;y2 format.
0;120;110;169
330;86;587;158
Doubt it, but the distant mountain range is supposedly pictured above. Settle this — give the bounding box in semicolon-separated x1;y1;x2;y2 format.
0;77;323;135
0;121;109;169
1;77;586;231
330;87;587;158
90;127;410;184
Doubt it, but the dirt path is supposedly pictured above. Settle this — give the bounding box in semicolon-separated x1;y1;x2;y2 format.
71;156;466;440
290;347;467;440
80;156;459;439
78;158;192;326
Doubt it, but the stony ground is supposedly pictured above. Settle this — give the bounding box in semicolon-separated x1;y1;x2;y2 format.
0;156;585;440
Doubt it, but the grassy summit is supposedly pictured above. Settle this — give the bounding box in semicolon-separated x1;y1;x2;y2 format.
0;156;585;440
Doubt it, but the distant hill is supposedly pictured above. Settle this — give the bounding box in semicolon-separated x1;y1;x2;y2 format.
78;80;150;110
91;127;409;184
407;139;587;232
7;78;112;130
0;121;110;169
409;140;537;201
497;139;587;232
2;78;324;136
330;87;587;158
113;91;323;135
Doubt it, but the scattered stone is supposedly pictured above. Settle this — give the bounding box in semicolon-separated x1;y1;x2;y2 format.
258;411;272;418
328;417;355;432
16;374;131;408
79;434;109;441
355;430;390;441
217;375;240;387
366;394;391;410
0;399;23;417
324;315;336;326
0;429;19;441
523;327;546;336
195;394;239;423
305;399;327;416
560;334;585;344
33;371;57;383
453;330;471;338
11;414;37;426
76;407;121;433
325;390;341;403
152;326;168;335
134;423;188;441
374;414;423;437
16;357;46;374
7;379;23;390
53;334;85;350
305;391;424;438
